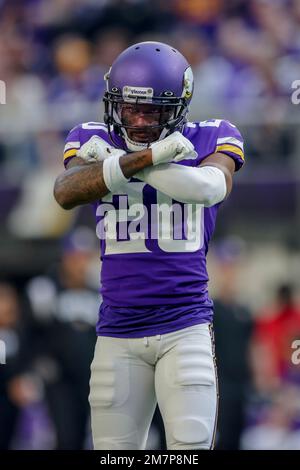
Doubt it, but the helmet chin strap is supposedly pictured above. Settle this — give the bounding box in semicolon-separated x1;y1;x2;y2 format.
123;126;170;152
123;132;149;152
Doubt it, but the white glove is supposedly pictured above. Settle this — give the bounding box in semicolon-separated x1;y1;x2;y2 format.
150;131;198;165
77;135;126;162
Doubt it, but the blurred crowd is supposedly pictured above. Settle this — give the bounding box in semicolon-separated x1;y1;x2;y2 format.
0;0;300;179
1;0;300;110
1;0;300;450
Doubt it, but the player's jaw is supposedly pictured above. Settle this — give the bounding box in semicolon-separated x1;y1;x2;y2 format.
127;127;161;144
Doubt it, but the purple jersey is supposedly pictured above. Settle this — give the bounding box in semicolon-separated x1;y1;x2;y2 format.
63;120;244;337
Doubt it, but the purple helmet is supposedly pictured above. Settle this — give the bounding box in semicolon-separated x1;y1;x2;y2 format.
103;41;194;151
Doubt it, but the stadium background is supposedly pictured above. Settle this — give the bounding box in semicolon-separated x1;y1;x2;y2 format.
0;0;300;450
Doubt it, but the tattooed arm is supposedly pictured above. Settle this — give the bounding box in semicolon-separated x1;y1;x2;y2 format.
53;150;152;210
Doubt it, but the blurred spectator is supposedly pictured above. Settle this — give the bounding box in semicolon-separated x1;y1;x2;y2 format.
251;283;300;393
26;226;99;449
213;238;254;449
240;283;300;449
174;0;224;31
48;35;98;104
0;283;40;449
92;28;129;76
172;28;235;117
7;131;76;238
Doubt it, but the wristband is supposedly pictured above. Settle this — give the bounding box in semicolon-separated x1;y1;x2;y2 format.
103;156;129;193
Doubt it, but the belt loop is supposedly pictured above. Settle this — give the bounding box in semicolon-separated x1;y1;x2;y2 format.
156;334;161;341
143;337;149;347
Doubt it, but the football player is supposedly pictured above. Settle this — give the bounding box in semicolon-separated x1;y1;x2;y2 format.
54;41;245;450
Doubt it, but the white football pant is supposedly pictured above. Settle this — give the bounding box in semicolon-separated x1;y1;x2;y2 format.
89;323;218;450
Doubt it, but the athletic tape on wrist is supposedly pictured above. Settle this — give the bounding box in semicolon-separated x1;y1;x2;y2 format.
103;156;129;193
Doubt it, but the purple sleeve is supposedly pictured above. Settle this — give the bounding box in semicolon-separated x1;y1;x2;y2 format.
63;125;81;168
214;120;245;171
63;122;110;168
191;120;245;171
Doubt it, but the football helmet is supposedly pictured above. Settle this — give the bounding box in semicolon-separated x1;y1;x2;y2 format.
103;41;194;151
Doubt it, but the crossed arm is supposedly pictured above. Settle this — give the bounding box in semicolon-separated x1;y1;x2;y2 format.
137;152;234;205
54;148;234;210
54;149;153;209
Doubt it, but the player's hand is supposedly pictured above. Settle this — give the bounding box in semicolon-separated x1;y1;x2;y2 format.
150;131;198;165
77;135;126;163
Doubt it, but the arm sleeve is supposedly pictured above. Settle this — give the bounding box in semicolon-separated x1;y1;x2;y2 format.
137;163;227;207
